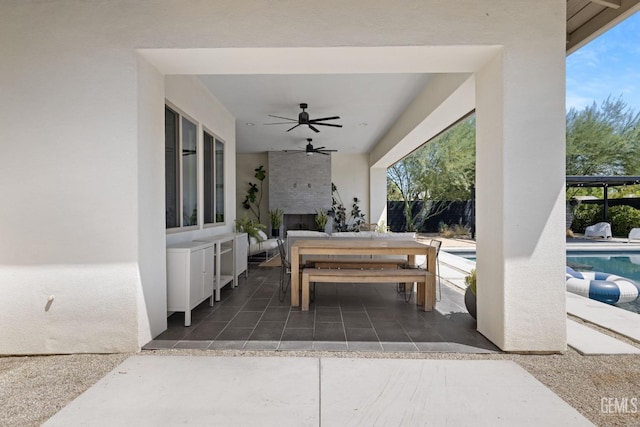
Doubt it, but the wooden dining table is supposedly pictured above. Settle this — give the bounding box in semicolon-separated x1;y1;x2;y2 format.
290;238;436;309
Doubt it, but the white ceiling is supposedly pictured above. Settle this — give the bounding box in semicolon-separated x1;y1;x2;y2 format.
198;74;432;154
193;1;640;156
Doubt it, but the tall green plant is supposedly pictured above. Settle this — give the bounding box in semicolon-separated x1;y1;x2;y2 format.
269;208;284;229
566;97;640;199
242;165;266;223
331;183;366;231
387;116;476;231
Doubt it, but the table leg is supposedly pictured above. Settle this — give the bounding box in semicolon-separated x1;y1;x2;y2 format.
291;246;300;307
301;272;310;311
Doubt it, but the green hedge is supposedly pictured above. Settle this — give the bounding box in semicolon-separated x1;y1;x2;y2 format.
609;205;640;236
571;204;603;233
571;204;640;236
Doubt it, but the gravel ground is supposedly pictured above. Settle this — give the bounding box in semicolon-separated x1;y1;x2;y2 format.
2;348;640;426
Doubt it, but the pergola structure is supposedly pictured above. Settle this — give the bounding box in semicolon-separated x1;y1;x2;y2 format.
566;175;640;221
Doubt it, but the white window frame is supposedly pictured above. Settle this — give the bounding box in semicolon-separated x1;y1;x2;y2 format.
165;102;200;232
202;127;226;228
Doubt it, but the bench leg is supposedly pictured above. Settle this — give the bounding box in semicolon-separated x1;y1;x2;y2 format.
416;281;423;306
423;280;435;311
301;274;310;311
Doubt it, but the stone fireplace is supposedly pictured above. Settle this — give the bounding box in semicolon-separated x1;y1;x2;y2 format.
268;151;331;234
283;213;316;232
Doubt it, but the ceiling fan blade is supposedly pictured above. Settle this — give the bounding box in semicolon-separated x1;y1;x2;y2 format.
315;146;326;150
313;123;343;128
286;124;301;132
283;149;305;152
308;124;320;133
268;115;298;122
309;116;340;122
317;151;330;155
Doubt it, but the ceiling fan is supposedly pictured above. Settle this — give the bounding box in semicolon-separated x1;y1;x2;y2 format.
265;103;342;133
283;139;337;156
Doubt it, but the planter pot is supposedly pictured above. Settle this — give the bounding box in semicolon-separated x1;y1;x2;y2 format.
464;287;477;320
272;228;280;238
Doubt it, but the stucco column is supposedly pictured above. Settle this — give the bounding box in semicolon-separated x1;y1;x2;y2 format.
475;49;567;352
369;167;388;228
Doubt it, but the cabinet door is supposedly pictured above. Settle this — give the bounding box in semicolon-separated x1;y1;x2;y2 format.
189;249;205;307
203;245;215;298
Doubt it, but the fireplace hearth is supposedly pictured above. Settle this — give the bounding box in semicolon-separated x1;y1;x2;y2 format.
283;214;316;235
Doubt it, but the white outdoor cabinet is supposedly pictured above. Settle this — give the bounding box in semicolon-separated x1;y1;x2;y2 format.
235;232;248;279
166;241;215;327
194;233;241;300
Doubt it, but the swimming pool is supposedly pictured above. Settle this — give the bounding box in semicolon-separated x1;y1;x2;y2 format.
448;250;640;314
567;254;640;313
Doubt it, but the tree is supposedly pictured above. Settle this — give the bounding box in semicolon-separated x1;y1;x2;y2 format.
566;97;640;198
387;117;476;231
241;165;266;223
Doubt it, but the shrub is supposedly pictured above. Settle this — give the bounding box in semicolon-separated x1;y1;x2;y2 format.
609;205;640;237
571;204;603;233
438;222;469;238
465;269;476;296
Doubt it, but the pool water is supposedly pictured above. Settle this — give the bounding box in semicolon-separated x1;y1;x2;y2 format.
567;255;640;314
454;252;640;314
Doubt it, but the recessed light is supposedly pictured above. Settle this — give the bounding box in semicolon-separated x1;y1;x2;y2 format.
245;122;255;126
359;122;368;127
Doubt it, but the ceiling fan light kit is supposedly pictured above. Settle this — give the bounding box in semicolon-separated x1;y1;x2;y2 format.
283;138;338;156
266;103;343;133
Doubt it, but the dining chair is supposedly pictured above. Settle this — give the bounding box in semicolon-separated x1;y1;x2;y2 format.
276;238;314;303
429;239;442;301
276;239;290;302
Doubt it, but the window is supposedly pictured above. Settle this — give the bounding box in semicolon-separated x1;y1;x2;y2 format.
215;138;225;223
165;107;179;228
165;105;226;230
165;105;198;229
203;130;225;224
181;117;198;226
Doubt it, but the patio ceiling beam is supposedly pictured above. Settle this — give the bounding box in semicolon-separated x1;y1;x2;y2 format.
590;0;621;9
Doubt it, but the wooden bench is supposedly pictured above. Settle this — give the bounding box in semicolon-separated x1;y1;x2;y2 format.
305;258;407;270
300;268;434;312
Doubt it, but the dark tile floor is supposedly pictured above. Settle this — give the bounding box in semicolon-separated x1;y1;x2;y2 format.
144;265;499;353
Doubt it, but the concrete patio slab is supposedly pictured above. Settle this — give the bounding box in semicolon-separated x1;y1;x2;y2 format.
566;319;640;355
321;358;594;426
43;356;319;427
44;356;594;426
566;292;640;344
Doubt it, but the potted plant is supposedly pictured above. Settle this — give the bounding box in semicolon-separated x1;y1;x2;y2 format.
235;215;266;244
464;268;477;319
315;209;328;232
269;208;284;237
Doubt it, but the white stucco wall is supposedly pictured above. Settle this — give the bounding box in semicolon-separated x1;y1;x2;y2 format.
331;154;370;225
136;56;166;342
1;0;567;353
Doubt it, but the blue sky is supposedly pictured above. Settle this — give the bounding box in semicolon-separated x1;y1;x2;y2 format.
566;11;640;113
